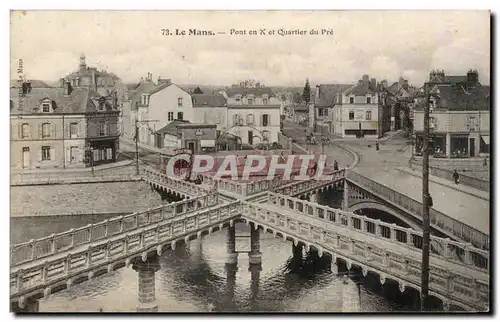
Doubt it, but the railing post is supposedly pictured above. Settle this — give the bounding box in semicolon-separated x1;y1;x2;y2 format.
407;231;413;247
120;219;124;233
64;254;71;274
86;246;92;267
50;234;56;254
30;239;36;260
16;270;23;291
105;220;110;238
391;224;397;242
375;220;382;237
88;224;93;242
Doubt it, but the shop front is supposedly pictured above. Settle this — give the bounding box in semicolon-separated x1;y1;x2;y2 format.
86;137;118;166
450;134;469;158
414;132;446;157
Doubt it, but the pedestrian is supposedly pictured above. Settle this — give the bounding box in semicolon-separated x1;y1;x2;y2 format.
453;170;460;184
483;157;488;167
375;141;380;151
334;160;339;171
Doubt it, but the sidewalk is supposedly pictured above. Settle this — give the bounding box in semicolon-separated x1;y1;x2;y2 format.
396;166;489;201
11;160;133;175
119;137;175;156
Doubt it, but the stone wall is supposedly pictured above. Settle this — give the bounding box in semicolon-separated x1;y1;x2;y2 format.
10;180;163;217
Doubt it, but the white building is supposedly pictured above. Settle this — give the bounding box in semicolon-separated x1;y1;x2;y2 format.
190;93;227;133
221;87;281;145
332;75;380;139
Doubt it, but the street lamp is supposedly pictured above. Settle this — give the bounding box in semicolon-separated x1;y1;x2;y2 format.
420;93;433;311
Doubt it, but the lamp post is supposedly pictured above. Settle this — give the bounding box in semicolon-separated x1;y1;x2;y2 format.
420;93;433;311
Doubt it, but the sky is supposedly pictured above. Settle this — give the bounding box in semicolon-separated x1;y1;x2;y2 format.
10;10;490;87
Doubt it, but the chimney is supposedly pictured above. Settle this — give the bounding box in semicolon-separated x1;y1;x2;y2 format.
370;78;377;91
467;69;479;87
63;81;72;96
362;74;370;82
315;85;320;100
91;68;96;90
59;78;65;88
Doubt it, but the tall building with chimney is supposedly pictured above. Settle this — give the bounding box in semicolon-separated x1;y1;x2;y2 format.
10;79;121;170
413;69;490;158
332;75;380;138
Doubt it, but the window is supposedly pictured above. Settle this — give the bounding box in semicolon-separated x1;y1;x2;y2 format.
21;123;30;138
262;130;270;142
168;112;174;121
366;111;372;120
247;114;255;125
42;123;50;138
70;123;78;137
248;98;254;105
42;146;51;161
263;98;268;105
349;111;354;120
178;98;183;106
70;146;78;162
262;114;270;127
42;103;50;113
319;108;328;117
236;98;241;103
366;97;371;104
98;121;106;136
468;117;477;131
177;112;183;120
349;97;354;104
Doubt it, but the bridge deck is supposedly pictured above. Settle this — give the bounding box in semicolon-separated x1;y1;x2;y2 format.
353;167;489;235
260;203;489;281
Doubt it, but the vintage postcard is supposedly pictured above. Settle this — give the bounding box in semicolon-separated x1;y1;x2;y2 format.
9;10;490;313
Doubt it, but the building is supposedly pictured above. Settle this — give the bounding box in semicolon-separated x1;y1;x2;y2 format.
332;75;379;138
310;84;352;134
10;81;120;170
378;77;417;137
154;120;217;153
221;87;282;146
190;93;227;133
120;74;159;139
413;70;490;158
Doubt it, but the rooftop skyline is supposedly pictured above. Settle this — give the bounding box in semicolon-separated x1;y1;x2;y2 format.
10;10;490;87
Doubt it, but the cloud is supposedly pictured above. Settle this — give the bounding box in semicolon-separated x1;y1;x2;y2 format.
10;10;490;87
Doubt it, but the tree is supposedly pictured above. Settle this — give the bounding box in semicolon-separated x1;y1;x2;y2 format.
302;79;311;105
292;92;303;104
193;86;204;94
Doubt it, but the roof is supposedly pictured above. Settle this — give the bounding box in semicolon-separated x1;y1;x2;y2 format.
224;87;275;98
425;84;490;111
293;103;309;112
127;80;159;110
314;84;352;107
344;79;377;96
156;120;191;136
10;87;117;115
192;93;226;107
10;80;51;88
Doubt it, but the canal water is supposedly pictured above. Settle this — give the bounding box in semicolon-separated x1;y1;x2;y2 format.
11;193;421;312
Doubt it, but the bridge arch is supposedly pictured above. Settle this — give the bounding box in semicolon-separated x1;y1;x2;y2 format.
348;201;421;231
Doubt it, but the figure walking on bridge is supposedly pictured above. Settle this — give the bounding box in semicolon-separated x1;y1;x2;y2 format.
453;170;460;184
375;141;380;151
334;160;339;171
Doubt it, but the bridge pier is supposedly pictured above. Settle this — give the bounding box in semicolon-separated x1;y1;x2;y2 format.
342;179;349;211
225;226;238;265
292;243;303;260
248;223;262;266
132;254;161;312
309;193;318;203
11;299;39;313
223;262;238;311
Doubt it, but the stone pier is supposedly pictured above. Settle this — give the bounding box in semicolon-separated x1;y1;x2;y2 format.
226;226;238;265
132;254;161;312
342;180;349;211
331;256;339;275
11;299;39;313
292;243;303;260
341;277;361;312
224;263;238;311
248;223;262;266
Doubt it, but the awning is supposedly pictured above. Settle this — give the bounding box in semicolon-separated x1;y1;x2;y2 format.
481;135;490;145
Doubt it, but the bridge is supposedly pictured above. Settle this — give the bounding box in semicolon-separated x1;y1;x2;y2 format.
10;150;490;313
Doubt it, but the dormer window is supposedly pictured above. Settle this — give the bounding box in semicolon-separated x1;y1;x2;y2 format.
141;94;150;105
40;99;52;112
